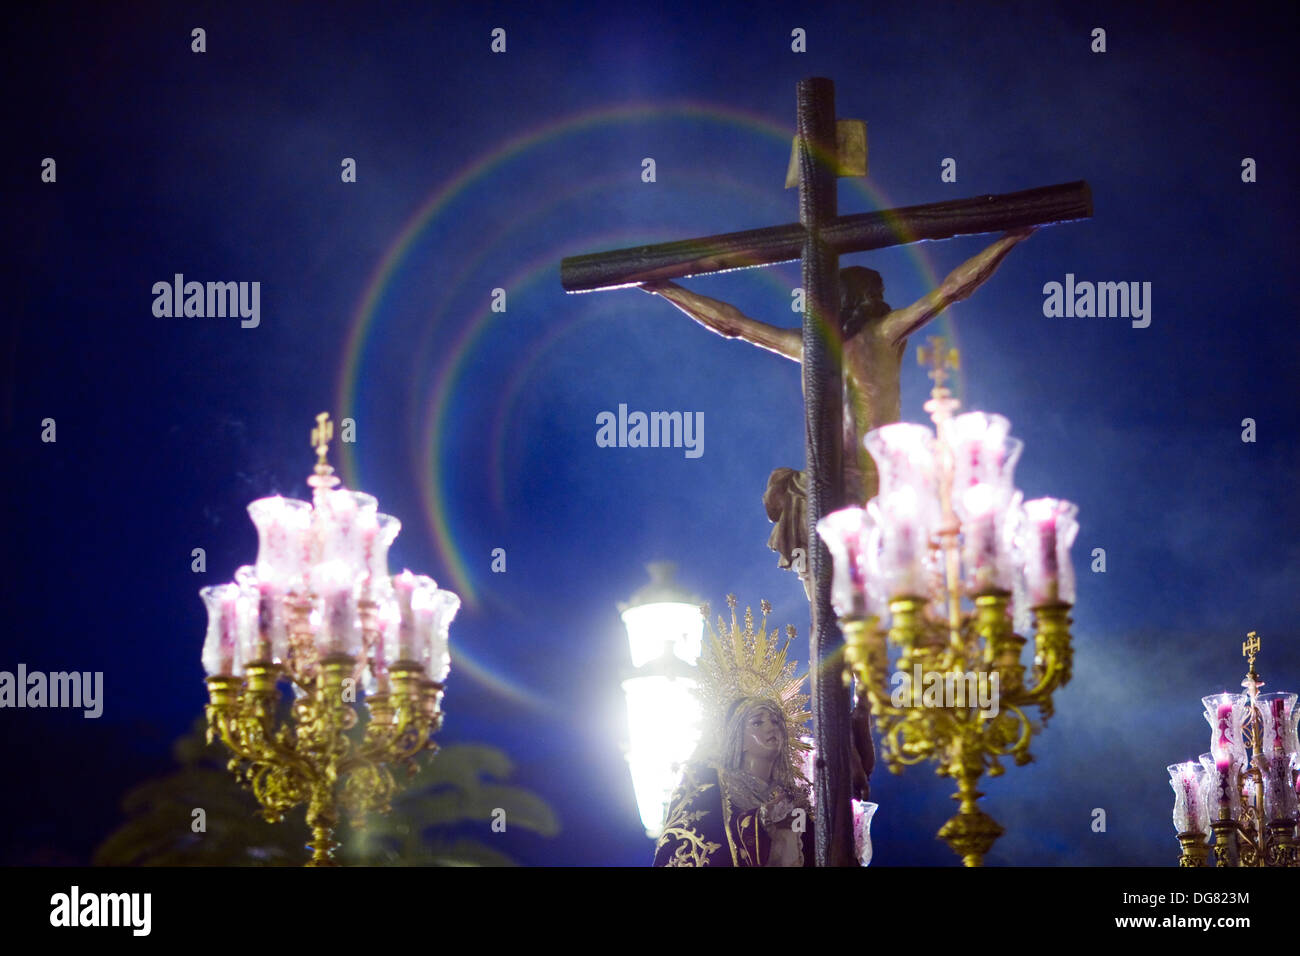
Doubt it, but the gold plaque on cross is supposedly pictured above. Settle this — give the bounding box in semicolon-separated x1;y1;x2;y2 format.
785;119;868;188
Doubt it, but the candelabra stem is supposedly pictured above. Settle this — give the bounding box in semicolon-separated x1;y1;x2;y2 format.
1177;832;1209;867
306;803;340;867
1210;815;1238;867
937;771;1004;867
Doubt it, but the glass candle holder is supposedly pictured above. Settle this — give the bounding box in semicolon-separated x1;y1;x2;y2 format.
1168;761;1210;837
416;587;461;684
1199;750;1242;820
201;583;243;677
248;496;313;593
234;564;273;664
947;413;1022;497
1202;693;1248;771
312;560;361;658
865;422;938;502
314;489;379;578
364;597;400;695
1021;498;1079;606
852;800;879;867
869;491;936;600
391;570;437;663
817;506;883;620
1259;692;1297;761
361;513;401;599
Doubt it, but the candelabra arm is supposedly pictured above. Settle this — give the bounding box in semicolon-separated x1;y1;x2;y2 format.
971;592;1024;696
1019;603;1073;713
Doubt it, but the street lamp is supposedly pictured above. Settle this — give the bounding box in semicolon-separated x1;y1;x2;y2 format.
619;562;703;839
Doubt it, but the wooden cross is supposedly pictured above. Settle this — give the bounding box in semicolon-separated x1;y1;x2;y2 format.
562;78;1092;866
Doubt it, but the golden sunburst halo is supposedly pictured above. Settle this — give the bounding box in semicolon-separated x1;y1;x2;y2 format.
696;595;811;776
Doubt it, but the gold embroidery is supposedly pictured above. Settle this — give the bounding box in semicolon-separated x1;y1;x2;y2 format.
656;779;722;867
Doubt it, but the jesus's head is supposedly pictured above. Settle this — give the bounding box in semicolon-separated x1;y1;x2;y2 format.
840;266;892;341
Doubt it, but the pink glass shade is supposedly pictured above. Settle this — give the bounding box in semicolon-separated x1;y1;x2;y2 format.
233;565;279;664
817;506;884;620
360;513;401;597
313;560;362;657
852;800;878;866
391;570;437;663
201;583;244;677
363;597;401;695
957;487;1024;595
1286;699;1300;766
1199;751;1242;819
416;587;461;684
1020;498;1078;606
865;422;938;503
947;413;1022;499
313;490;379;578
864;423;942;600
1262;755;1298;822
247;497;313;591
1259;693;1297;759
1167;761;1210;836
948;413;1023;595
868;493;935;600
1202;693;1249;769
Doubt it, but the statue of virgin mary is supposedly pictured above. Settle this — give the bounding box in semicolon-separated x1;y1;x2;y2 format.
653;597;814;867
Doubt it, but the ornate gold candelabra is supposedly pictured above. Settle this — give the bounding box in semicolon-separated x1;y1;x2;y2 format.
201;413;459;865
820;339;1078;866
1170;632;1299;867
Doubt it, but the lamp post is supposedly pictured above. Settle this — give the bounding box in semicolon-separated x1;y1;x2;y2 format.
200;413;460;866
618;562;704;839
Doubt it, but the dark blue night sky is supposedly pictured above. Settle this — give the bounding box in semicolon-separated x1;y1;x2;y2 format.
4;1;1297;866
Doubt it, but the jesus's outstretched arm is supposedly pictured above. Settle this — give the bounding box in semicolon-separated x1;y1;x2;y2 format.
879;228;1035;346
639;280;803;362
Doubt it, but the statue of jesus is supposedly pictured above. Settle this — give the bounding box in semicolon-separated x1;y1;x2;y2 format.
638;227;1035;590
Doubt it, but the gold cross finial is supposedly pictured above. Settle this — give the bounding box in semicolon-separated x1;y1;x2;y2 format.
920;336;961;426
918;336;960;390
307;412;341;496
312;412;334;469
1243;631;1260;665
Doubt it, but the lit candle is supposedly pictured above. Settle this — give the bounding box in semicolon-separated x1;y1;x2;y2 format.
1215;700;1233;772
360;522;378;590
248;583;273;662
1182;769;1203;833
220;593;239;672
959;484;999;592
257;581;288;662
875;489;929;598
1199;752;1233;814
323;586;353;656
201;584;242;676
1024;500;1059;605
1022;498;1078;607
393;570;418;661
370;611;390;691
816;507;878;618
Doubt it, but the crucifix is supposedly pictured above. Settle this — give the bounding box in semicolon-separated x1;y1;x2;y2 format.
562;78;1092;865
